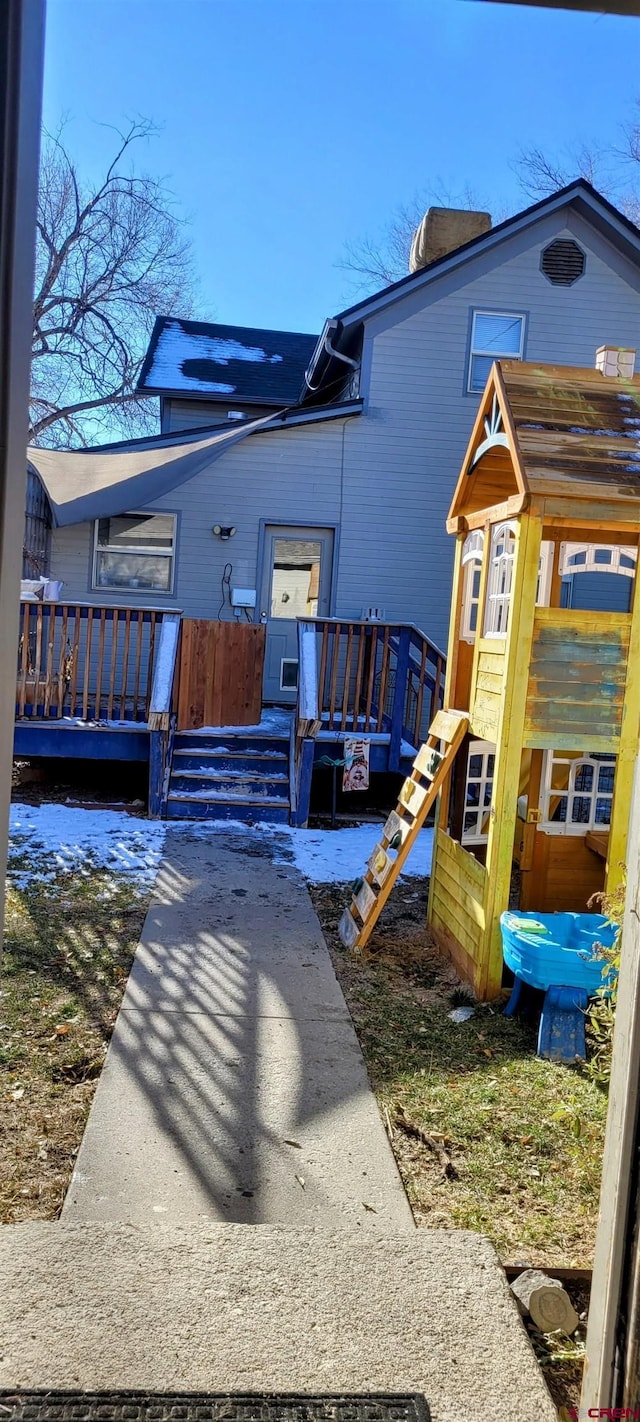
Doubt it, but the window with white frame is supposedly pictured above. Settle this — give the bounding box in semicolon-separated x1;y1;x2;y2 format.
560;543;637;579
468;311;525;393
462;740;495;845
540;751;616;833
92;512;176;593
484;521;516;636
460;529;484;642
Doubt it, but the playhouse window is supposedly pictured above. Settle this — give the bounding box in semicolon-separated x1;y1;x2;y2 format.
468;311;525;393
484;522;516;636
461;740;495;845
93;512;176;593
540;751;616;834
461;529;484;642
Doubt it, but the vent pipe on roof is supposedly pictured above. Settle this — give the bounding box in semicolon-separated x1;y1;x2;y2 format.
409;207;492;274
595;345;636;378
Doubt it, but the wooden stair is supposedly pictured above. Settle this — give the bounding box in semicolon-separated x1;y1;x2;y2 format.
338;709;469;951
166;730;291;823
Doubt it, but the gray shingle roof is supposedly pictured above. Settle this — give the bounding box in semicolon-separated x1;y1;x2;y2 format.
138;317;318;405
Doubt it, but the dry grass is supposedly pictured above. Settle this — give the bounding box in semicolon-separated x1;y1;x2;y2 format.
311;876;608;1269
0;864;148;1221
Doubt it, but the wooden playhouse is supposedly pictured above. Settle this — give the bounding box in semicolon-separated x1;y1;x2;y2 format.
423;348;640;999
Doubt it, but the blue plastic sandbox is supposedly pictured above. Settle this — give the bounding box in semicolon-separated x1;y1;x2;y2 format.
500;910;617;994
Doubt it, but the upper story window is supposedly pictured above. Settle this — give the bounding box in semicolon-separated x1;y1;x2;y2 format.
93;512;176;594
468;311;525;393
484;521;516;637
461;529;484;643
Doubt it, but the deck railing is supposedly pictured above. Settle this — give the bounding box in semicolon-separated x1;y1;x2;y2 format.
16;600;173;723
294;617;446;804
297;618;445;747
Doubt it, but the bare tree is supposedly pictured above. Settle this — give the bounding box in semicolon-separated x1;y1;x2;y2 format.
515;105;640;225
31;120;196;447
337;181;495;297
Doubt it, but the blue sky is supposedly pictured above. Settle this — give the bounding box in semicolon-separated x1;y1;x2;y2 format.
43;0;640;336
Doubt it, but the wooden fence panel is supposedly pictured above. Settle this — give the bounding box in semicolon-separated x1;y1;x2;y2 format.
177;619;265;730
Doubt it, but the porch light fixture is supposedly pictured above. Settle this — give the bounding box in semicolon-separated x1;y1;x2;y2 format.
212;524;237;540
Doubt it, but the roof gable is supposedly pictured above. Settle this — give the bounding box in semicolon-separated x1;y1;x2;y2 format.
335;182;640;330
138;317;318;405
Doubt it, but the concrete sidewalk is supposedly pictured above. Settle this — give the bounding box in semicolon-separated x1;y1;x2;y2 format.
63;827;412;1227
0;1222;557;1422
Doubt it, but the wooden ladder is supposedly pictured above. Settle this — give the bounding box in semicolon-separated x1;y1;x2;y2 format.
338;708;469;951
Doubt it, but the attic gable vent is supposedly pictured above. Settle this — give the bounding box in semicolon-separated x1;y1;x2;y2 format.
540;239;585;286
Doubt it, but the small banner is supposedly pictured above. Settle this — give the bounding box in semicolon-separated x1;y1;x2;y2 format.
343;736;370;791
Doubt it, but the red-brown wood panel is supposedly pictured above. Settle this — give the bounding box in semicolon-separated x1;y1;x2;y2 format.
177;620;265;730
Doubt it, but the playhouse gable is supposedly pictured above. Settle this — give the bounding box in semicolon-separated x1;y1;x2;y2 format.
446;363;527;533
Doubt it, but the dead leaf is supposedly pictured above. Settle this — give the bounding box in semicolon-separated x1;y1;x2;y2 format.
283;1139;302;1148
54;1024;70;1036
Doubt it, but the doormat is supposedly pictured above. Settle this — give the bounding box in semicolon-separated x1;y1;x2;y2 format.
0;1396;430;1422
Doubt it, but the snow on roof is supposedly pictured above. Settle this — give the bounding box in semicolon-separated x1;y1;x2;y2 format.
138;317;318;404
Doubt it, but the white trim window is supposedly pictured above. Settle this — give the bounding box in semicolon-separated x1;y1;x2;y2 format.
92;512;176;594
484;521;516;637
540;751;616;833
462;740;495;845
560;543;637;579
460;529;484;642
468;311;525;393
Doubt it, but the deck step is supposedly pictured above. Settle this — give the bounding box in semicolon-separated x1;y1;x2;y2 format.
170;770;289;797
172;750;288;774
166;793;290;824
166;727;292;824
174;732;289;756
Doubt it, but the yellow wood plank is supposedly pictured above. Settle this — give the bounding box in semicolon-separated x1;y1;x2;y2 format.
432;861;486;929
354;880;377;921
477;649;507;676
429;708;468;744
382;809;411;846
399;777;429;815
367;844;394;887
476;670;504;696
480;512;543;998
353;712;469;950
607;564;640;896
434;828;487;892
414;742;443;779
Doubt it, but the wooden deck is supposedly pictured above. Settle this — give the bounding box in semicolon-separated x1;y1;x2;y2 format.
14;602;446;824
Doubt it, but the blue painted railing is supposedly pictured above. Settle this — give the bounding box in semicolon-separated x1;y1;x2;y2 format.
292;617;446;824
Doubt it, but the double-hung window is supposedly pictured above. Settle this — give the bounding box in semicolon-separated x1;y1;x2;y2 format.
92;512;176;593
468;311;525;393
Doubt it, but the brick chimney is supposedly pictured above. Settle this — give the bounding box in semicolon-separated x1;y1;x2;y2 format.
409;207;492;274
595;345;636;378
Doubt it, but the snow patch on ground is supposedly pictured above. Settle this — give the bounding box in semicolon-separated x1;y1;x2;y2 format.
8;804;167;888
277;823;433;883
7;802;432;892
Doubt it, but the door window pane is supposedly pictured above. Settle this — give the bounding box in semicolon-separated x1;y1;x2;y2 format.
270;538;322;619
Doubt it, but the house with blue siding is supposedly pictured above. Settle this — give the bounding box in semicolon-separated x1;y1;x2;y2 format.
20;180;640;822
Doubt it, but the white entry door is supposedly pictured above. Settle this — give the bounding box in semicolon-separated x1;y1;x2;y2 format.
260;525;334;702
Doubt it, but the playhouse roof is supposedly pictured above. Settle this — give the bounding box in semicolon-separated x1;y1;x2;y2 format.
447;359;640;530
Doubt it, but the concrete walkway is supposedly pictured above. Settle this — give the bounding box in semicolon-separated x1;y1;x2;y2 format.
0;823;557;1420
63;827;412;1227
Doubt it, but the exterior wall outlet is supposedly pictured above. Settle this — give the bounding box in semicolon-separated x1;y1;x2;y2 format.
231;587;257;609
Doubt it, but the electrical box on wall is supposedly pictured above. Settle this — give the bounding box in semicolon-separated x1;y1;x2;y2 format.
231;587;257;609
